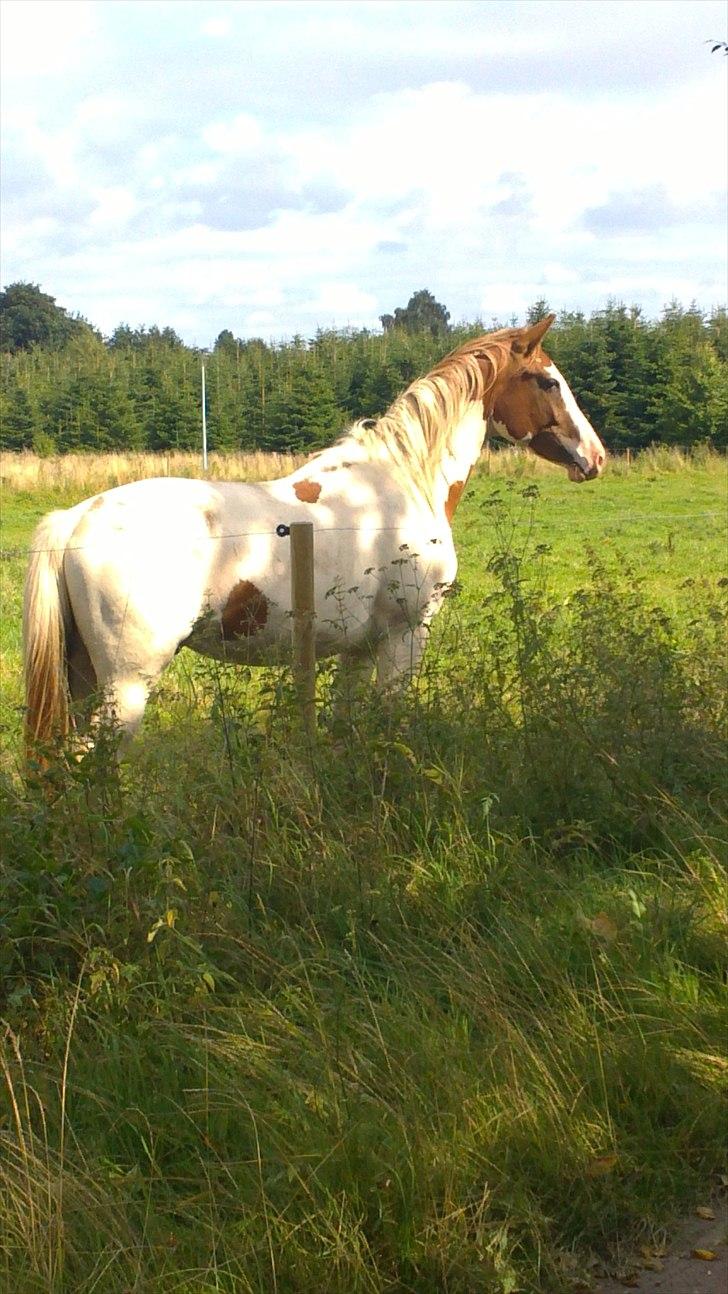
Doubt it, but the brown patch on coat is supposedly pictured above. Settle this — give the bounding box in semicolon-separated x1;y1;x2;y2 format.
293;479;322;503
87;496;105;512
221;581;269;639
445;479;467;524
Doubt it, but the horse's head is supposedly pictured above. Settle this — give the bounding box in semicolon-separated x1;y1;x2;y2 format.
490;315;606;482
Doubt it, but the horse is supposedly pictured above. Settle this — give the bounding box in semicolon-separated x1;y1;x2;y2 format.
23;314;605;753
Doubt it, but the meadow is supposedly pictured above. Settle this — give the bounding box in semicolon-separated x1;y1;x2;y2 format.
1;447;726;1293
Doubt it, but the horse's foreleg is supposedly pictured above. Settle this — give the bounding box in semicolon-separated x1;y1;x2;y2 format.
375;623;429;691
330;647;376;734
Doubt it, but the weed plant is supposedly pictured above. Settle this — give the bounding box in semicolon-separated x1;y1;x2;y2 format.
0;478;726;1293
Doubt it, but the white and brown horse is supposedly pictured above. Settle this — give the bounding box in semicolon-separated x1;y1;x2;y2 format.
23;314;605;750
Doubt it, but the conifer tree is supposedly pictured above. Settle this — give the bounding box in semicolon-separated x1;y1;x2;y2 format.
526;298;552;325
707;307;728;362
649;305;715;444
267;364;341;451
84;373;141;450
549;311;615;433
0;379;36;449
1;287;726;455
593;302;655;448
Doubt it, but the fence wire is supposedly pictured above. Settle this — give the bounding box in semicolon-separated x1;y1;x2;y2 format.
1;510;725;563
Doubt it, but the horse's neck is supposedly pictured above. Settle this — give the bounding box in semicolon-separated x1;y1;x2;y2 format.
430;401;487;516
289;398;487;518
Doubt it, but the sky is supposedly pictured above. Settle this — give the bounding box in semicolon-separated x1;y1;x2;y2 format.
1;0;726;347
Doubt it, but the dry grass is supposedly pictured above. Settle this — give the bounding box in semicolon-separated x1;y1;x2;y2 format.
0;450;308;495
1;446;571;496
0;444;721;499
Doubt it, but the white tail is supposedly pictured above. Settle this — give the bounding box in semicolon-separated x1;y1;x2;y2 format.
23;506;83;751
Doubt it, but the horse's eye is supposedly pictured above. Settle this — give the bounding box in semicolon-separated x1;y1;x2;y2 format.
527;373;561;392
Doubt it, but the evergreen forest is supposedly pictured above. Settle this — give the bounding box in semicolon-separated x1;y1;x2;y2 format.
1;283;726;455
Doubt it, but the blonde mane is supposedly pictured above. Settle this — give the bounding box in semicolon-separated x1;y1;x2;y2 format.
341;329;515;505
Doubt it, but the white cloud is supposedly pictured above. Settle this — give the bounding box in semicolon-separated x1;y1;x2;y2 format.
73;92;146;147
542;264;580;286
200;17;231;38
174;161;224;188
2;216;61;262
302;283;378;321
87;186;140;231
0;0;98;78
1;0;725;343
201;114;263;156
243;310;278;332
4;109;80;189
281;77;725;240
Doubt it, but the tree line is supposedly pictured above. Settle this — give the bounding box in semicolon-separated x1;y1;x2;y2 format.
1;283;726;455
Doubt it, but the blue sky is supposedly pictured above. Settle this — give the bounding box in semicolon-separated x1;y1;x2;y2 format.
1;0;726;346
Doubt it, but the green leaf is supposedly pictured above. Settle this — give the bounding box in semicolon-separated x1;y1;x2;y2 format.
422;766;447;785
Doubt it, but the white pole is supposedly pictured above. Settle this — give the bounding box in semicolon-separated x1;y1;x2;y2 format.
201;363;208;472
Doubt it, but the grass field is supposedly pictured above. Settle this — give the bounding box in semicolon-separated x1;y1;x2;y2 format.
1;448;727;1293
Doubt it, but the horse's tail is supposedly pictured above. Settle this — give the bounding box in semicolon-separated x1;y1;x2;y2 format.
23;506;83;752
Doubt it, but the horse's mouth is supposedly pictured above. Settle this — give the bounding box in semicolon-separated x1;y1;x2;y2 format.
568;462;601;483
529;431;598;483
567;462;587;483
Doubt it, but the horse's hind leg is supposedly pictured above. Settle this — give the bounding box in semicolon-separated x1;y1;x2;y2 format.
103;676;154;746
57;629;99;757
63;554;183;751
83;669;166;753
68;629;98;710
77;630;173;750
68;630;158;749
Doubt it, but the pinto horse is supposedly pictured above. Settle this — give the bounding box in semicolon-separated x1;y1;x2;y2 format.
23;314;605;751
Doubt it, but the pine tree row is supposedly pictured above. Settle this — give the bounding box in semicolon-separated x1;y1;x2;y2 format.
1;297;726;455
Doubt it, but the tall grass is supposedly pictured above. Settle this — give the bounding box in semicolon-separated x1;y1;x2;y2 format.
2;444;722;498
0;449;308;495
1;487;726;1292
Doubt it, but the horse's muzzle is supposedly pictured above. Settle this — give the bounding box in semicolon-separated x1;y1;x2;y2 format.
530;430;596;481
567;462;601;483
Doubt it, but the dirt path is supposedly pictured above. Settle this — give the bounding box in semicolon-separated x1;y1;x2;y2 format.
594;1199;727;1293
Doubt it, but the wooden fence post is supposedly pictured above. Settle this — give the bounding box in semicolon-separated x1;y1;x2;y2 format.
289;522;316;741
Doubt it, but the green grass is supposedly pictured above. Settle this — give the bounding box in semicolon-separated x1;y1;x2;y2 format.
457;449;727;610
1;451;727;1292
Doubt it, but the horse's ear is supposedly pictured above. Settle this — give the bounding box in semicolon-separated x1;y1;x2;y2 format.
512;313;556;356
